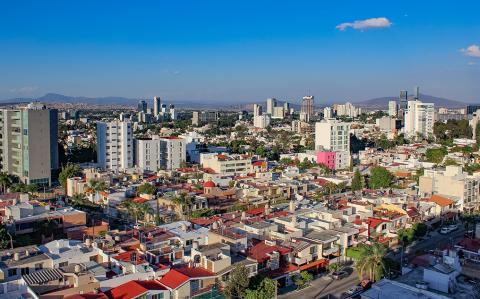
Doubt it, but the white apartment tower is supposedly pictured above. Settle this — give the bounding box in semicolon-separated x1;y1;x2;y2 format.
0;105;58;186
323;107;333;119
404;100;435;138
135;136;186;171
388;100;398;117
96;120;133;171
315;119;351;169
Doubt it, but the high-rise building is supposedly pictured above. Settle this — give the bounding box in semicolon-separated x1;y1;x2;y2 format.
153;96;161;116
253;104;262;117
399;90;408;110
467;105;480;116
135;136;186;171
388;100;398;117
96;120;133;171
0;104;58;186
404;100;435;138
192;111;219;126
301;95;314;118
323;107;333;119
315;119;351;170
414;86;420;100
137;100;147;113
334;102;362;118
266;98;277;115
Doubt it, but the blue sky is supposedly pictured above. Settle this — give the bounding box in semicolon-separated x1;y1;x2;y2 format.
0;0;479;104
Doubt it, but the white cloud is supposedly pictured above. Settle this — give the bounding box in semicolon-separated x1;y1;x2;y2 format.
461;45;480;58
336;17;392;31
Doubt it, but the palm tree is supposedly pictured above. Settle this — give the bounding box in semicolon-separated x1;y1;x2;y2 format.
70;193;87;206
172;193;194;219
120;200;153;225
0;172;13;194
89;179;107;204
355;242;387;281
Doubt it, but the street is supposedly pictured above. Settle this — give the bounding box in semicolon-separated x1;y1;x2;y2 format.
279;271;359;299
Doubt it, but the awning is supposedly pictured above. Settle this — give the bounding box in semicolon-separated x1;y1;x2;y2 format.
23;268;63;285
299;259;328;271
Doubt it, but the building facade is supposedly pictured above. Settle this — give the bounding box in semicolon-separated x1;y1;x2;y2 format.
96;120;133;171
0;105;58;185
315;119;351;169
404;100;435;138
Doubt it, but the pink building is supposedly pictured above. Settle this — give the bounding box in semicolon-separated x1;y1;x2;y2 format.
316;151;336;170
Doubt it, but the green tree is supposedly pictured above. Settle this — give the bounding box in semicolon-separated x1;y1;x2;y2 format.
327;263;340;273
368;166;394;189
59;163;82;190
244;277;277;299
294;271;313;290
425;147;447;164
0;224;12;249
351;169;363;192
137;183;156;195
0;172;14;194
224;264;250;299
355;242;387;281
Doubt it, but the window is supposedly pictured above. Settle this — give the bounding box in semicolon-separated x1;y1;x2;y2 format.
151;293;164;299
59;261;68;268
8;268;17;277
35;263;43;270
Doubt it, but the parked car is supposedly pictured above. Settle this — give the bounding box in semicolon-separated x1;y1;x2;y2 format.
440;227;451;234
331;270;348;280
448;224;458;231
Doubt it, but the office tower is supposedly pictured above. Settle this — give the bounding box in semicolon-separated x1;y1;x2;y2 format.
414;86;420;100
96;120;133;171
266;98;277;115
137;100;147;113
153;96;161;116
399;90;408;110
135;136;186;171
301;96;314;118
0;104;58;186
404;100;435;138
388;100;398;117
323;107;333;119
315;119;351;169
283;102;290;113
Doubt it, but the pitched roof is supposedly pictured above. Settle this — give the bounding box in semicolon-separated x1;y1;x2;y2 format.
248;240;291;262
159;267;215;289
65;294;108;299
428;195;455;207
105;280;166;299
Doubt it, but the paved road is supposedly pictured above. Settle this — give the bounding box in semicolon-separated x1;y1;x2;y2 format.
389;226;466;263
279;272;359;299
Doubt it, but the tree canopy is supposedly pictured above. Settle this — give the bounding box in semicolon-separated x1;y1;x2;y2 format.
368;166;394;189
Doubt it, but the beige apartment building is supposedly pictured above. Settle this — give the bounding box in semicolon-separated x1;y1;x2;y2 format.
200;153;252;174
419;165;480;212
0;104;58;186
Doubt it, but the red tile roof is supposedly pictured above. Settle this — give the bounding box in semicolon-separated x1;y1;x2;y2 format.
366;217;390;229
113;250;146;265
159;267;215;289
105;280;166;299
428;195;455;207
65;294;108;299
458;238;480;252
248;241;291;262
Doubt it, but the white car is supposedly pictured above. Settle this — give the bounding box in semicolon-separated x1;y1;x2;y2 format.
440;227;451;234
448;224;458;231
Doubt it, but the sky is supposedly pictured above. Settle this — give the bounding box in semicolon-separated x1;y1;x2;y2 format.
0;0;479;104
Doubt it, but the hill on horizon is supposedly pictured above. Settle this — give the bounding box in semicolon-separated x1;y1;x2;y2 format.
1;92;469;109
354;93;466;108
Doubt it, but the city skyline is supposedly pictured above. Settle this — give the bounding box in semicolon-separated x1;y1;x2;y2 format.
1;1;479;103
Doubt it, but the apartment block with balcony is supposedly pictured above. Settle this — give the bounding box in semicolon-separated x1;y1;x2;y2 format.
96;120;133;171
0;106;58;186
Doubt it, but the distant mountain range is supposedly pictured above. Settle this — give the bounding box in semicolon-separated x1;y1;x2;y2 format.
353;93;466;109
0;93;219;109
0;92;469;109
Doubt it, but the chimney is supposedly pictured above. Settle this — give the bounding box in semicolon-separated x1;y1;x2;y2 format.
13;252;20;261
241;211;247;221
74;264;82;273
25;250;30;257
192;241;199;250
